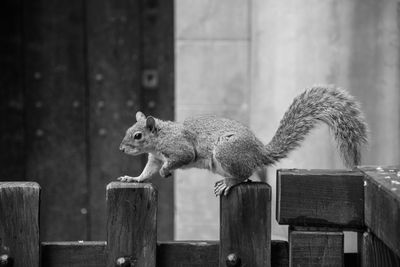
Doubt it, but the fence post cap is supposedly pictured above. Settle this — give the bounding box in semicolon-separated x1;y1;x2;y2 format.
0;182;40;190
106;181;156;191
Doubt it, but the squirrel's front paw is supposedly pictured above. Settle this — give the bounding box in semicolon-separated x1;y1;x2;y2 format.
117;175;141;183
159;168;172;178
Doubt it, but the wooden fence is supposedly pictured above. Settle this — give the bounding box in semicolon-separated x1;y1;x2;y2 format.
0;166;399;266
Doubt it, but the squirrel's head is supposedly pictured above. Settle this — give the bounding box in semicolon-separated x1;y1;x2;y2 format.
119;111;159;156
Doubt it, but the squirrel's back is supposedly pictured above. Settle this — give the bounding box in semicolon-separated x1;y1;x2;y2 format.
183;115;249;136
182;115;264;158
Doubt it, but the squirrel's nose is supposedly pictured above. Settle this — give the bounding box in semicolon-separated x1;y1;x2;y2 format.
119;144;125;152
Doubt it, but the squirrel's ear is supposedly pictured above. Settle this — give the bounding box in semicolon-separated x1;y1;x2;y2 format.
136;111;146;122
146;116;157;133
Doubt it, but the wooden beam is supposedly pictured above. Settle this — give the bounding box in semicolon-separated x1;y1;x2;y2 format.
157;241;218;267
359;165;400;257
289;229;343;267
41;241;106;267
220;182;271;267
106;182;157;267
277;169;364;229
271;240;289;267
358;231;400;267
40;240;289;267
344;253;358;267
157;240;288;267
0;182;40;267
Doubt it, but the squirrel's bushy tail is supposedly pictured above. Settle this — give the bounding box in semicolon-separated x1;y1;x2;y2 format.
265;86;368;168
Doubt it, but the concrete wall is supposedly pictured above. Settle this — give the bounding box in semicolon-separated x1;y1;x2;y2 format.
175;0;400;249
175;0;251;240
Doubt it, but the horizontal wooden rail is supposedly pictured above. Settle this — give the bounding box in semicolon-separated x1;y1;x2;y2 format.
156;241;219;267
359;166;400;258
41;241;106;266
276;169;364;229
40;240;289;267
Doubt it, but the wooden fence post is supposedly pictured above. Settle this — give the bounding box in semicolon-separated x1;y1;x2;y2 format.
0;182;40;267
106;182;157;267
358;166;400;265
220;182;271;267
359;231;400;267
289;228;344;267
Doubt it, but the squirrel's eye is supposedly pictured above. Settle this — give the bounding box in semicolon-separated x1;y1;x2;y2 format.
133;132;142;140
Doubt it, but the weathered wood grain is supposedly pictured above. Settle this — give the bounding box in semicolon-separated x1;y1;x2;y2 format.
277;169;364;229
358;231;400;267
289;230;344;267
23;0;88;241
86;0;144;241
271;240;289;267
157;241;218;267
157;240;288;267
0;182;40;267
359;166;400;258
41;241;106;267
159;240;289;267
140;0;175;242
0;0;25;180
39;240;290;267
344;253;358;267
220;182;271;267
106;182;157;267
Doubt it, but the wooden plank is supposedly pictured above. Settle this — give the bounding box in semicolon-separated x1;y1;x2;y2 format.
220;182;271;267
358;231;400;267
277;169;364;229
157;241;218;267
106;182;157;267
271;240;289;267
157;240;288;267
86;0;144;241
41;241;106;267
23;0;88;241
40;240;289;267
0;182;40;267
140;0;175;242
0;0;25;180
289;230;344;267
344;253;358;267
359;166;400;258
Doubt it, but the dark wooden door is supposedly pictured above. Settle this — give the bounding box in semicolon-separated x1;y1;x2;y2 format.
0;0;174;241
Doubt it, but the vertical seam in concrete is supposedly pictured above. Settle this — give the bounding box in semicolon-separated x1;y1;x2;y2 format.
247;0;253;127
82;0;91;240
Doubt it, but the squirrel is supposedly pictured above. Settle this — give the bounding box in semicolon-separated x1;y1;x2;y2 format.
118;86;368;196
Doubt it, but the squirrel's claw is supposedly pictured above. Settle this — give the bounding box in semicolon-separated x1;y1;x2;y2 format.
214;179;228;196
159;168;172;178
215;180;224;187
117;175;142;183
214;178;241;196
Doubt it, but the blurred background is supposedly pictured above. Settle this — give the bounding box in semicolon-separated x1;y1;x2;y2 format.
1;0;399;253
